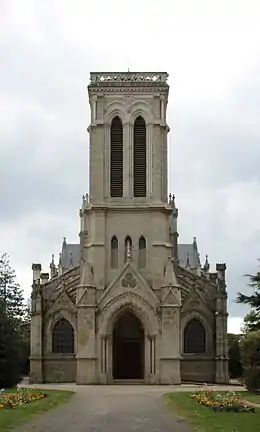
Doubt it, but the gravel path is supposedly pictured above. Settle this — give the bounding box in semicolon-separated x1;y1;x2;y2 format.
13;386;191;432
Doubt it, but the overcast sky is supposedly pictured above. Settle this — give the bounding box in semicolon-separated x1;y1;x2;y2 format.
1;0;260;333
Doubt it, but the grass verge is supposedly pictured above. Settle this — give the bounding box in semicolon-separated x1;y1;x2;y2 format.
0;388;74;431
165;391;260;432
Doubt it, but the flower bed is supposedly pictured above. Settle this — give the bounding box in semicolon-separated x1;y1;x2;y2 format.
191;387;255;413
0;388;47;409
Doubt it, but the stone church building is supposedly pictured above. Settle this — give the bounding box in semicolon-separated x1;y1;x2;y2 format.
30;72;229;385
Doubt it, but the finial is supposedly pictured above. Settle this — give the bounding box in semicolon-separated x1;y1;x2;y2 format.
69;252;73;268
63;237;66;247
51;254;54;264
169;193;172;204
186;252;190;269
59;252;62;265
204;254;210;271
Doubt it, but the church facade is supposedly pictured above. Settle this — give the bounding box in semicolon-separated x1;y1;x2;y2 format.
30;72;229;385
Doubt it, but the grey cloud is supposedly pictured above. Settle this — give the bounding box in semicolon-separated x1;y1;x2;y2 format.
1;4;260;324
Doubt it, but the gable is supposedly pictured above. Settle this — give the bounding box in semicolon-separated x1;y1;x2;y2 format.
181;283;215;317
44;288;76;320
98;261;159;311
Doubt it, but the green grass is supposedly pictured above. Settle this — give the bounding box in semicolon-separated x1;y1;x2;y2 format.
165;392;260;432
0;388;74;431
242;392;260;404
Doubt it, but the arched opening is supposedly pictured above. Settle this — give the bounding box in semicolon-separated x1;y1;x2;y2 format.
113;311;145;380
124;236;132;262
111;236;118;268
133;116;146;197
138;236;146;268
52;318;74;354
184;318;206;354
110;116;123;197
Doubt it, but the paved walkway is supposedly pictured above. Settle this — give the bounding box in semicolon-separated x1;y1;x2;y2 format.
14;384;246;432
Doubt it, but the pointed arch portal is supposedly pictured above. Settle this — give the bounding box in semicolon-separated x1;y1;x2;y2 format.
112;311;144;380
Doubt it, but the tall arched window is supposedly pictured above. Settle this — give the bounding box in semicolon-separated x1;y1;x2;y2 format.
124;236;132;262
110;116;123;197
138;236;146;268
133;116;146;197
184;318;206;354
111;236;119;268
52;318;74;354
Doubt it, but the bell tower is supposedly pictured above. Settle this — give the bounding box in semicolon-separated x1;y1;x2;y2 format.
81;72;176;289
88;72;169;203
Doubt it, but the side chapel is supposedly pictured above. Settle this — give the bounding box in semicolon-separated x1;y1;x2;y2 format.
30;72;229;384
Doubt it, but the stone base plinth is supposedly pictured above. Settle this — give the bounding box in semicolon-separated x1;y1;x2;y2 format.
76;357;97;384
159;358;181;384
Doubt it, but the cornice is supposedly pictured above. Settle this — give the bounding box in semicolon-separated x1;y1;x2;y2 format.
88;86;169;95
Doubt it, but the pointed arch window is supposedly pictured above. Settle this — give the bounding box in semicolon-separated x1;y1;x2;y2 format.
110;116;123;197
184;318;206;354
138;236;146;268
133;116;146;197
124;236;132;262
52;318;74;354
111;236;119;268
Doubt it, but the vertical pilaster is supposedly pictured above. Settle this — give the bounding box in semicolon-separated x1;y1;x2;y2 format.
29;282;43;383
160;307;181;384
104;122;110;198
147;123;153;198
123;122;131;197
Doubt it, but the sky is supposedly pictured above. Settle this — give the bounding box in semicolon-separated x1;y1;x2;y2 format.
1;0;260;334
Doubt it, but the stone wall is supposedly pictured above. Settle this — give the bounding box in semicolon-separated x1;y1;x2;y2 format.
43;356;76;383
181;358;215;383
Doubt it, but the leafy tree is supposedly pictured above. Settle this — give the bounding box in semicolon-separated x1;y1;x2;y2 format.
0;299;23;387
0;253;25;320
240;331;260;391
19;298;31;375
228;333;243;378
242;310;260;333
236;264;260;332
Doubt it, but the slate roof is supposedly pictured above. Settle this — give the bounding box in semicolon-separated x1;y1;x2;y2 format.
60;241;200;271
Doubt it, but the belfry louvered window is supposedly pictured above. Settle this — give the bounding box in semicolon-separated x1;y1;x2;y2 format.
110;116;123;197
52;318;74;354
133;116;146;197
184;318;206;354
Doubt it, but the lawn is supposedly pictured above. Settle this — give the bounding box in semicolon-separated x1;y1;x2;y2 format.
0;388;74;431
166;391;260;432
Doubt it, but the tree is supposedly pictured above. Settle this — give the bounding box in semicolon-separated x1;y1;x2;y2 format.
240;331;260;391
20;298;31;375
242;310;260;333
0;253;25;320
228;333;243;378
236;264;260;332
0;299;23;387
